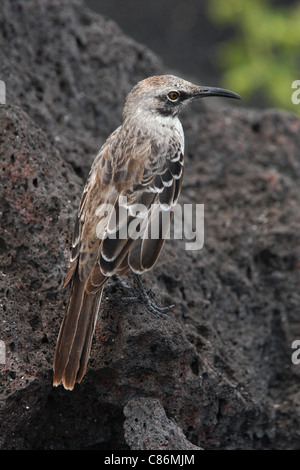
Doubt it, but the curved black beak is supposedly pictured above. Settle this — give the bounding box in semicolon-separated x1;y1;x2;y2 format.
195;86;241;100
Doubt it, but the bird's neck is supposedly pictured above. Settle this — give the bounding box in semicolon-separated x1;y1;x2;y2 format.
123;108;185;151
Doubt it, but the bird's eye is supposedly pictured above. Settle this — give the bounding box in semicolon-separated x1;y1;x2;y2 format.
167;91;180;102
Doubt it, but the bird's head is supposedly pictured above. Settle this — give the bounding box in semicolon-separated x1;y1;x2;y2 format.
123;74;241;121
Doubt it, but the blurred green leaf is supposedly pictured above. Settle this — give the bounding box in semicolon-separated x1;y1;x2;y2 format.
207;0;300;116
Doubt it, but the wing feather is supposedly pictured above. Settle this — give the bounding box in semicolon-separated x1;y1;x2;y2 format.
128;151;184;273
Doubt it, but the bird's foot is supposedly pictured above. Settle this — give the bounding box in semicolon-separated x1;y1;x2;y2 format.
103;274;132;291
104;274;174;317
122;274;174;318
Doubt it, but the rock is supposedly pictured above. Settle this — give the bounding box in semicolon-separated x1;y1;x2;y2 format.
124;397;202;450
1;0;300;450
0;0;163;178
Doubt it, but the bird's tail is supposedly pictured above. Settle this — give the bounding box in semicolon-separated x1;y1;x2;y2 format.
53;273;103;390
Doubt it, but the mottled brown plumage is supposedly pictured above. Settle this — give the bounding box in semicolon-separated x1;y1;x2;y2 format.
53;75;240;390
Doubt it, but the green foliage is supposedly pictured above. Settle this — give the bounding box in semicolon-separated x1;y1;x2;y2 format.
207;0;300;116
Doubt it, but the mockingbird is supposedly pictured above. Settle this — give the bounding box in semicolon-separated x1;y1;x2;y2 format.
53;74;240;390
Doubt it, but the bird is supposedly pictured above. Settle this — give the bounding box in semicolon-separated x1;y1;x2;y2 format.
53;74;241;390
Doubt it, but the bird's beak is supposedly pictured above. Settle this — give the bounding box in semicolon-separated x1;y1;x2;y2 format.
194;86;241;101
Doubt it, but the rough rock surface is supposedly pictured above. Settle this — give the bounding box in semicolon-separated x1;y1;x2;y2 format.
124;398;202;450
1;0;300;450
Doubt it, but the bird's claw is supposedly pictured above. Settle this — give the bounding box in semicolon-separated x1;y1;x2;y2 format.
110;274;174;318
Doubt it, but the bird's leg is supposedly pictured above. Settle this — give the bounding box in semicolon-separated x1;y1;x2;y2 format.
104;273;174;317
124;273;174;317
103;274;132;291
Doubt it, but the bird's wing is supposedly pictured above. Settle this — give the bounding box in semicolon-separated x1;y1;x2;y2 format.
64;127;152;290
127;149;184;273
64;130;184;290
97;145;184;277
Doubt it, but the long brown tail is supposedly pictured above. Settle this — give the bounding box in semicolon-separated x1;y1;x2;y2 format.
53;273;103;390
